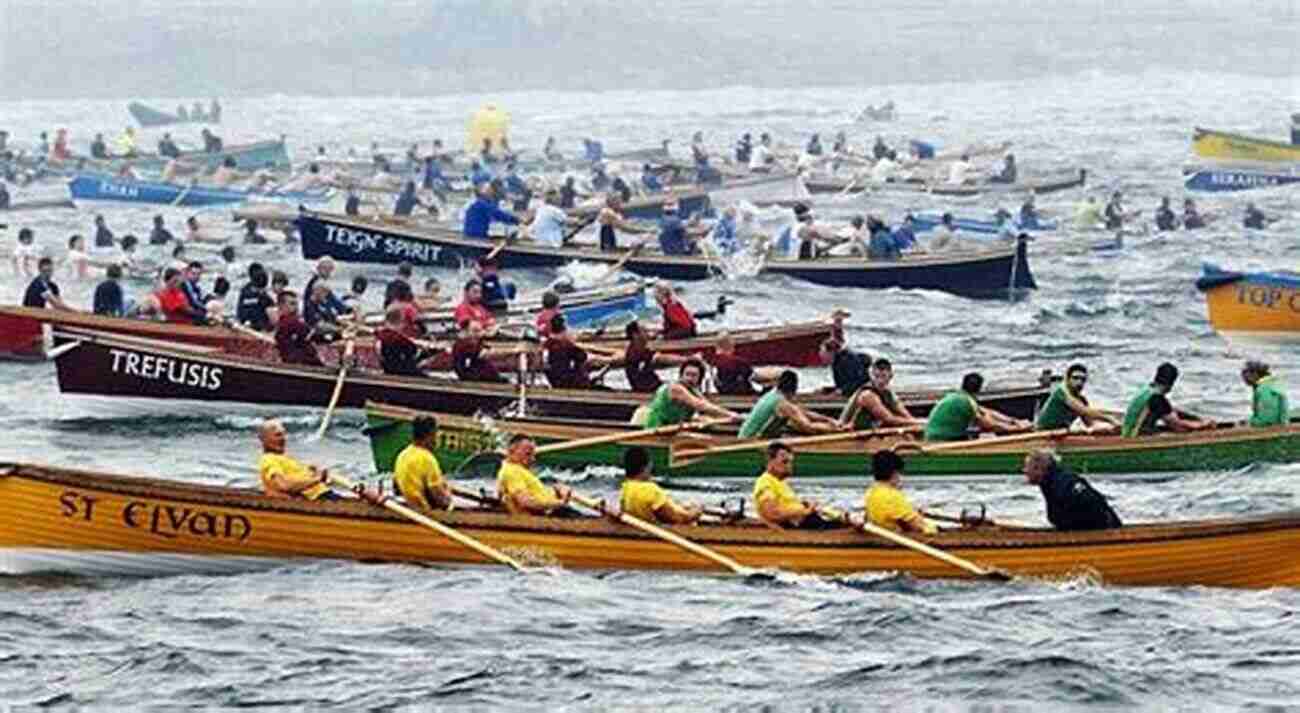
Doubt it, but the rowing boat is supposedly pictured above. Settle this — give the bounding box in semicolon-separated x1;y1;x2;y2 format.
1191;127;1300;164
49;330;1050;421
1196;264;1300;345
0;198;76;212
1184;166;1300;193
364;402;1300;479
69;174;331;208
2;462;1297;588
297;211;1036;299
911;212;1058;235
45;139;291;174
806;169;1085;198
128;101;219;127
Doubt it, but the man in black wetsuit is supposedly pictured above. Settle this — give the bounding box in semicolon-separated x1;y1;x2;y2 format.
1154;197;1178;231
1023;449;1121;531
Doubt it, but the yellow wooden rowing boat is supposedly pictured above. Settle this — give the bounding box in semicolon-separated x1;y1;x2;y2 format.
2;463;1299;588
1192;127;1300;164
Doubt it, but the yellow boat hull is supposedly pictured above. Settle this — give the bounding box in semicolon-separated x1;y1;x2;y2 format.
1193;127;1300;163
2;464;1300;588
1202;274;1300;345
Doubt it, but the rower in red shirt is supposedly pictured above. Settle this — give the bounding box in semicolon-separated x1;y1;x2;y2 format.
452;320;506;383
623;320;688;393
273;290;324;367
452;279;497;334
708;332;780;395
156;267;204;324
535;291;561;337
544;314;611;389
654;282;696;340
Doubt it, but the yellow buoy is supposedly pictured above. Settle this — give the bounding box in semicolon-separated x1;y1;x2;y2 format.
467;104;510;157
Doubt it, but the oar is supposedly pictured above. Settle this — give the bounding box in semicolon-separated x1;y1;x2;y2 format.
894;428;1068;454
484;235;511;261
562;212;599;244
314;338;355;439
836;170;864;197
171;180;197;206
326;473;526;571
592;242;645;285
820;506;1011;581
566;490;759;576
226;319;276;344
454;416;734;478
669;425;922;469
920;509;1037;530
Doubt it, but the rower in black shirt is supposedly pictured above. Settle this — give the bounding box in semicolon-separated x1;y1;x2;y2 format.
818;338;870;397
93;214;115;249
236;263;275;331
92;264;126;316
149;214;174;245
1023;449;1121;531
23;257;72;310
1154;197;1178;231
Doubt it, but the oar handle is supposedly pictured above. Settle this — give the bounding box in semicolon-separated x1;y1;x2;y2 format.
568;491;756;575
328;473;525;571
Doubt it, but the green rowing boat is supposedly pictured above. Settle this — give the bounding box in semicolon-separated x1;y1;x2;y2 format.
364;402;1300;480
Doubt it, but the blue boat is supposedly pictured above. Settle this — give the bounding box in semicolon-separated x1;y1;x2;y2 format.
296;211;1035;300
1185;168;1300;193
69;175;330;208
911;212;1058;235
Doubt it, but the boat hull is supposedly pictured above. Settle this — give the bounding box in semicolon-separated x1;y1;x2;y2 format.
297;212;1035;299
365;404;1300;479
1192;127;1300;163
128;101;219;128
2;463;1298;588
68;174;329;207
1197;264;1300;344
50;331;1049;421
912;212;1057;234
1184;168;1300;192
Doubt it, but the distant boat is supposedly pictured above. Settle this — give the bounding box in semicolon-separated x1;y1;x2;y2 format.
1184;166;1300;193
911;212;1057;235
1196;263;1300;345
128;101;219;128
1192;127;1300;164
68;174;330;208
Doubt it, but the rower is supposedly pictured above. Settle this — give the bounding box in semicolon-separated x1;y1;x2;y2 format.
624;320;686;393
156;267;204;324
201;128;223;153
394;416;451;510
393;181;426;217
866;216;902;260
181;261;208;317
340;275;367;314
924;372;1031;441
1241;360;1290;428
709;205;740;256
50;129;71;162
463;182;519;239
1019;196;1042;229
158;133;181;159
544;314;610;389
92;264;127;317
865;450;936;534
243;218;267;245
559;176;580;209
474;257;514;311
147;214;173;245
818;338;870;397
452;320;506;383
209;98;222;122
452;279;498;333
738;370;845;438
543;136;562;161
89;214;114;250
90;133;109;159
735;133;753;164
1243;202;1277;230
378;304;435;377
658;200;708;256
620;446;701;524
710;332;773;395
653;282;697;340
0;180;8;211
23;257;73;311
926;213;958;252
115;127;138;158
1154;197;1178;231
643;359;743;427
946;154;973;185
840;358;924;429
1073;195;1103;229
497;435;573;516
597;193;652;251
1103;191;1126;230
303;257;347;326
749;133;774;173
237;263;275;331
1035;363;1121;431
1293;112;1300;145
640;163;664;193
610;172;633;203
990;153;1017;184
273;290;324;367
753;442;841;529
1182;198;1206;230
525;189;571;248
257;419;334;500
1121;363;1212;437
383;262;414;308
1023;449;1121;531
210;156;244;188
806;133;823;156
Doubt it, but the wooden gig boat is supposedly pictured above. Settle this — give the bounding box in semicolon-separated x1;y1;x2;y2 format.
1197;264;1300;345
1192;127;1300;164
364;403;1300;479
297;211;1036;299
2;462;1298;588
49;330;1051;421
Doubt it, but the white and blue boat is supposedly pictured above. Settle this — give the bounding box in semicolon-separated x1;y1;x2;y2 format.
69;174;331;208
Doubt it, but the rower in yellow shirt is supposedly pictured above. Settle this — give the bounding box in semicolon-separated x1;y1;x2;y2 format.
497;435;572;515
752;442;842;529
393;416;451;510
257;419;334;500
619;446;701;524
864;450;936;534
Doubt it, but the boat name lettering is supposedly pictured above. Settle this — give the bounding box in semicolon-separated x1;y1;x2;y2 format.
109;348;223;390
1234;285;1300;312
323;224;381;254
1210;172;1280;187
59;491;99;521
383;237;441;263
123;501;252;541
96;179;140;198
437;430;493;453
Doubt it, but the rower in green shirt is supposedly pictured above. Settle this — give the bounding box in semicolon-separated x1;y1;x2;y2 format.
738;370;845;439
1121;362;1213;437
642;358;742;427
1034;363;1122;431
1242;360;1290;428
924;372;1032;441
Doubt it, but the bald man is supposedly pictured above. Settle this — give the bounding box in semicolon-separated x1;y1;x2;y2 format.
257;419;335;500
